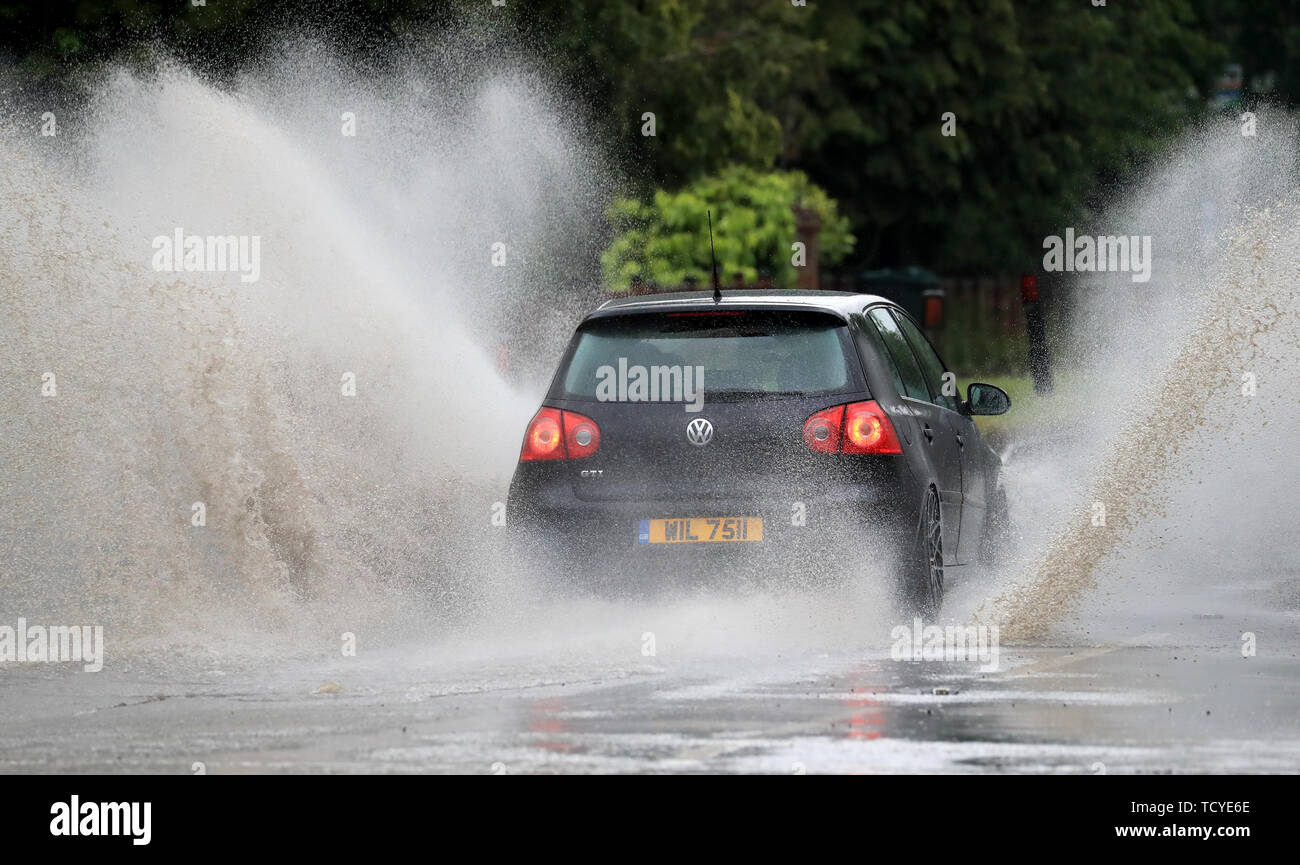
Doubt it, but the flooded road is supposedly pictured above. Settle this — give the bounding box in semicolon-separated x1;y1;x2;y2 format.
3;569;1296;774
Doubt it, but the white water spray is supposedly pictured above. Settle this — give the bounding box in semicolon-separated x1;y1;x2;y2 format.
983;114;1300;642
1;40;605;652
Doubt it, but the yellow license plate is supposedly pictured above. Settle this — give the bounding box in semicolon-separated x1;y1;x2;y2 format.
638;517;763;544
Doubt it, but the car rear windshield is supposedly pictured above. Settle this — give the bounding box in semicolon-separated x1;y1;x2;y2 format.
553;309;862;400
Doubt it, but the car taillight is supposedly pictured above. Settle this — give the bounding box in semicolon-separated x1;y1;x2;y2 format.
803;400;901;455
521;408;565;460
842;401;901;453
803;405;845;453
562;410;600;458
520;408;601;461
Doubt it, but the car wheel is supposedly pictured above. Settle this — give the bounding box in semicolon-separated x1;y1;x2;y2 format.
900;485;944;616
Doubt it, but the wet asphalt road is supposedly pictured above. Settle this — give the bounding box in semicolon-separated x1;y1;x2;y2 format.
2;582;1297;774
4;419;1298;775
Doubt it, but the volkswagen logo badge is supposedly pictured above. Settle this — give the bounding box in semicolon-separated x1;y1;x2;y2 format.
686;417;714;446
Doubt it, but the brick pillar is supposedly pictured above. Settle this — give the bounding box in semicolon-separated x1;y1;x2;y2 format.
792;206;822;290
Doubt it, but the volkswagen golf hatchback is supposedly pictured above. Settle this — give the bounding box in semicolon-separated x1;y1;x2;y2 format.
508;290;1010;612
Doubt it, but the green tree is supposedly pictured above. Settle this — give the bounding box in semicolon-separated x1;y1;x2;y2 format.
601;166;853;289
0;0;1237;278
513;0;823;188
526;0;1224;274
785;0;1220;273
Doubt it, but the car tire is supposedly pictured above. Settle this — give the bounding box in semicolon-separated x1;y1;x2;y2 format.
899;485;944;616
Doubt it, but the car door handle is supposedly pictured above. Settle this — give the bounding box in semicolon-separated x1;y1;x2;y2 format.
955;432;965;447
922;424;934;441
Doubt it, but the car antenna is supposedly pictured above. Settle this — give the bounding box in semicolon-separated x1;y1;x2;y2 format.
708;209;722;303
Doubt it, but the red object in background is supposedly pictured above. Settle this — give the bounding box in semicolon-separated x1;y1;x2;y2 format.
1020;274;1039;303
1021;273;1053;394
923;292;943;328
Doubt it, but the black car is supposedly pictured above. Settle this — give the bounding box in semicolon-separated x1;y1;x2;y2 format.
507;290;1010;612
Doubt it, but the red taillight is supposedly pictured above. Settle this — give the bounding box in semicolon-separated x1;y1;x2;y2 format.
521;408;565;460
520;408;601;461
562;410;600;459
842;401;902;453
803;405;845;453
803;400;901;455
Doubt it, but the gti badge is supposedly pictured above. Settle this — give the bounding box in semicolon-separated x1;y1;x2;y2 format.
580;469;604;478
686;417;714;446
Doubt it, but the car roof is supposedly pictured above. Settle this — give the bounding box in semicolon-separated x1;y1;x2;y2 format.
583;289;897;323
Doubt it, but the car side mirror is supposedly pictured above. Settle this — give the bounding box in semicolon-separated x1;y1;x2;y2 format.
964;382;1010;416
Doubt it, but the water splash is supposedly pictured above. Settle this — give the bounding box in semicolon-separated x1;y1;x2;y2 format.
3;42;1297;663
0;38;605;652
984;115;1300;642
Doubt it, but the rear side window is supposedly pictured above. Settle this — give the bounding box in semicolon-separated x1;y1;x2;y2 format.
555;310;861;400
893;311;959;411
854;315;908;397
866;308;929;401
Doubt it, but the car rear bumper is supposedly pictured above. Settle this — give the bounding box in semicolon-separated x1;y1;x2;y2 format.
507;461;918;580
